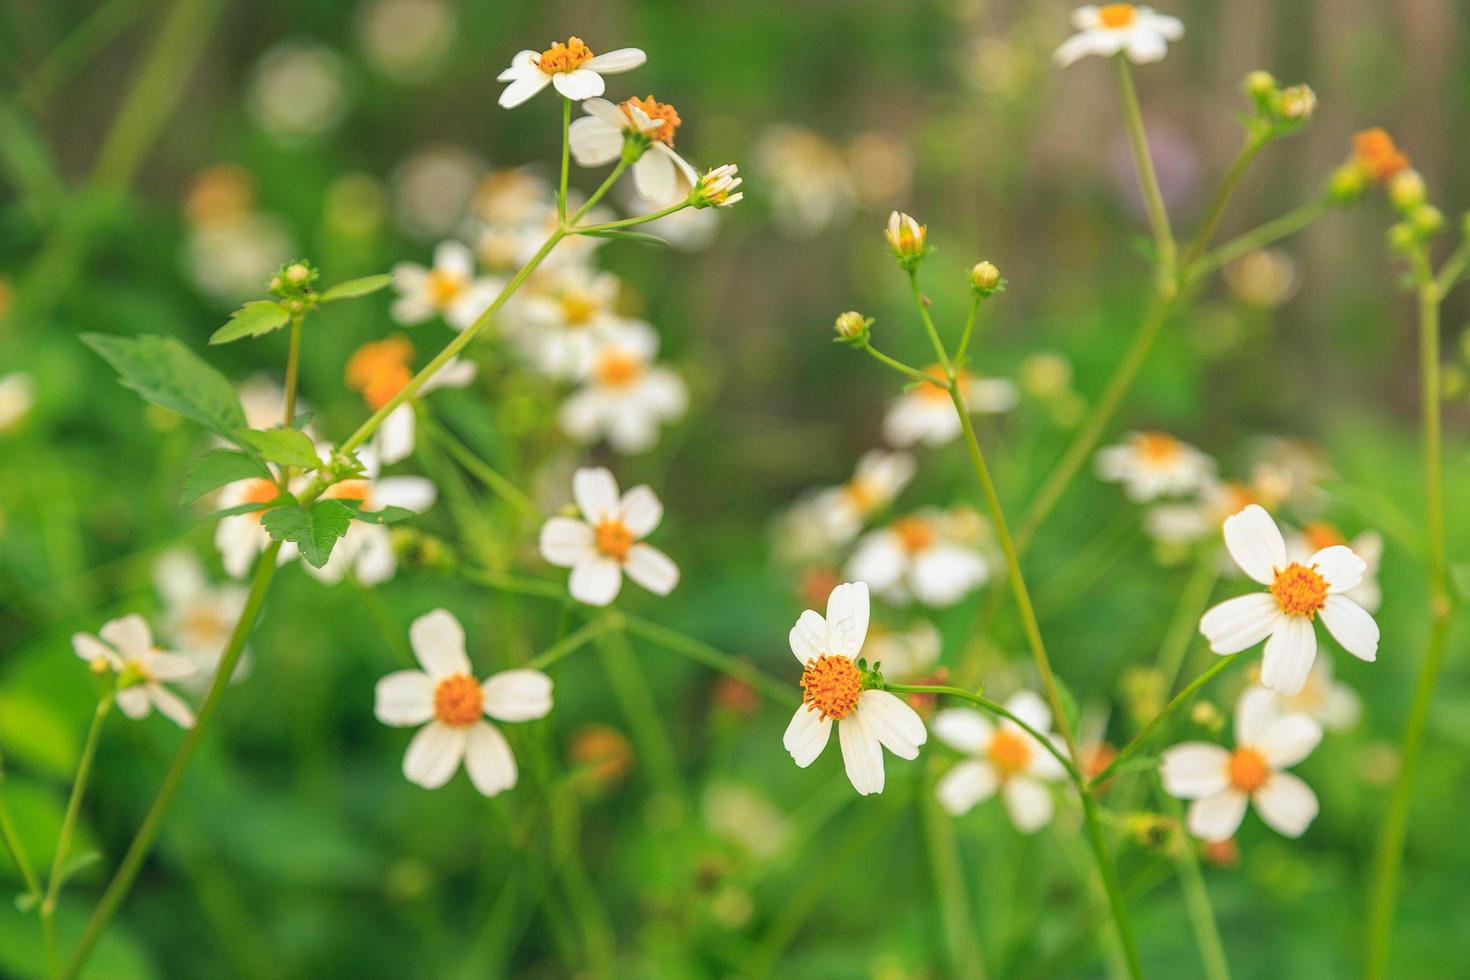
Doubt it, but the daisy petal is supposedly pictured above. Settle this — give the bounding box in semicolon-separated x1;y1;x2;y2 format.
1260;714;1322;769
499;74;551;109
1320;595;1379;662
783;705;832;768
1160;743;1231;799
935;760;999;815
1311;545;1365;593
931;708;994;754
856;690;926;760
402;722;467;789
824;581;870;659
583;48;646;73
482;669;553;722
540;517;596;567
1002;777;1055;833
569;556;623;606
568;116;623;166
789;610;827;663
1200;593;1282;654
375;670;436;726
573;467;620;522
619;485;663;535
838;712;885;796
1259;615;1317;696
624;544;679;596
1187;789;1249;843
409;609;472;679
633;150;676;202
148;685;196;729
551;68;605;101
1223;505;1286;585
1003;690;1052;735
464;722;518;796
1253;772;1318;837
100;614;152;658
1233;685;1279;746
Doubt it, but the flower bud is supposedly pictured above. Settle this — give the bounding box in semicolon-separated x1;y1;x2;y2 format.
1410;204;1445;237
1328;162;1368;203
691;164;743;208
1388;169;1427;211
884;211;927;267
1387;222;1417;253
834;310;868;342
1189;700;1223;732
1243;70;1276;100
1278;84;1316;122
969;260;1002;294
286;262;311;284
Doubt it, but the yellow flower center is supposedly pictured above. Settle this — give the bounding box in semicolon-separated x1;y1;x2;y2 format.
988;728;1033;777
892;516;935;554
346;336;414;410
1270;561;1328;618
594;519;635;561
536;36;594;75
1098;3;1138;29
621;95;681;146
1352;128;1410;183
1227;747;1270;793
560;291;598;325
183;605;227;645
1302;521;1346;552
425;267;466;308
800;654;863;721
433;674;484;727
594;349;643;388
1133;431;1182;467
843;477;881;515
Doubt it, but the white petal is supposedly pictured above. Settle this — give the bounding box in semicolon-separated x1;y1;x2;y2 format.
463;722;517;796
350;526;397;586
1252;772;1318;837
390;295;434;325
482;669;553;722
1001;777;1055;834
1003;690;1052;735
1320;595;1379;662
845;532;906;594
568;556;623;606
374;476;437;512
824;581;870;659
583;49;645;73
498;73;551;109
1200;593;1283;654
376;405;416;466
568;116;624;167
573;466;620;522
402;722;467;789
1259;714;1322;769
433;241;473;276
1233;686;1279;746
931;708;994;754
633;151;676;203
375;670;436;726
1259;616;1317;696
72;633;119;669
1147;13;1185;40
116;687;151;719
496;51;538;81
935;761;998;816
789;609;827;663
148;685;196;729
540;517;595;567
1160;743;1231;799
1187;789;1249;843
783;706;832;768
1311;545;1365;593
100;614;152;658
1125;30;1168;64
551;68;605;101
838;713;885;796
910;546;987;607
623;544;679;596
409;609;471;679
141;651;197;682
581;97;626;127
619;485;663;536
1223;505;1286;585
855;690;926;760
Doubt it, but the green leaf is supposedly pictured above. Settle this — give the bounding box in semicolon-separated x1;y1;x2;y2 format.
319;273;393;302
198;497;291;521
209;300;291;345
578;229;670;247
349;505;416;525
234;427;321;469
81;333;245;439
179;450;272;504
261;500;354;568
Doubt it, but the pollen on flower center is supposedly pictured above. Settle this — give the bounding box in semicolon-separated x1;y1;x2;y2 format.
621;96;681;146
426;268;466;307
536;36;594;75
1227;746;1270;793
893;516;935;554
594;519;635;561
1133;431;1182;466
560;292;598;325
1352;128;1410;183
800;654;863;721
1098;3;1138;29
988;728;1033;777
433;674;484;727
595;350;643;388
1270;561;1328;617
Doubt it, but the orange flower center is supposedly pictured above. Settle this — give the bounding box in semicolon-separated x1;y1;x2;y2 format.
537;36;594;75
988;728;1033;777
1227;747;1270;793
621;96;681;146
326;479;374;510
1302;521;1346;552
241;478;281;523
560;291;599;325
183;605;227;644
425;267;466;307
1270;562;1328;618
346;337;415;410
594;349;643;388
915;364;958;402
1352;128;1410;183
594;519;635;561
433;674;484;727
1098;3;1138;29
843;477;881;514
1133;431;1182;466
800;654;863;721
892;516;935;554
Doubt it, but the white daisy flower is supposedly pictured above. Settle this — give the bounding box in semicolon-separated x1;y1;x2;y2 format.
1161;685;1320;842
214;475;300;578
558;320;688;454
1199;505;1380;696
538;466;679;606
390;240;502;330
374;609;552;795
153;550;249;688
311;448;438;586
1252;656;1361;733
1288;522;1383;614
753;125;857;240
1054;4;1184;67
782;582;928;796
882;366;1018;448
0;373;36;433
496;36;646;109
1096;431;1215;502
375;358;477;466
933;691;1068;832
72;614;197;727
1144;478;1267;547
813;450;916;545
511;265;627;378
569;96;698;203
847;509;989;608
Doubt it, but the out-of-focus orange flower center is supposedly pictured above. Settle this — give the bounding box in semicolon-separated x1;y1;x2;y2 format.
241;478;280;523
594;519;635;561
621;96;681;146
1227;747;1270;793
346;337;415;410
425;267;467;308
433;674;484;727
537;37;594;74
1270;561;1328;617
893;516;936;554
1352;128;1410;183
595;349;642;388
326;479;374;511
988;728;1033;777
915;364;957;402
800;654;863;721
1133;431;1182;466
1302;521;1346;551
1098;3;1138;28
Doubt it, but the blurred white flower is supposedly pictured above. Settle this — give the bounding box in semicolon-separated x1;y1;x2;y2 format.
539;467;678;606
374;608;552;795
497;37;646;108
184;214;295;306
703;781;792;859
863;620;941;682
933;691;1068;832
0;373;36;433
1161;686;1320;842
570;97;697;202
1223;249;1300;308
73;614;197;727
783;582;927;796
511;265;626;378
813;450;916;545
311;447;437;586
391;241;502;330
1254;657;1361;733
1199;505;1379;696
882;367;1017;448
755;126;856;239
1096;431;1215;502
344;335;476;464
473;168;552;228
558;320;688;454
391;144;484;239
246;41;348;143
357;0;455;82
153;550;249;688
214;475;300;578
1054;5;1184;67
848;510;989;608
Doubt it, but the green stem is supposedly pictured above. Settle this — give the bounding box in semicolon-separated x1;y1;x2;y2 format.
954;295;984;367
573;200;689;235
1435;239;1470;295
919;773;987;979
859;341;942;388
595;630;685;814
0;783;42;899
558;96;571;224
883;684;1079;782
418;413;540;522
1179;134;1267;269
527;616;619;671
568;156;631;226
63;541;283;979
1165;796;1231;980
282;315;302;428
1191;196;1332;282
623;614;792;703
908;269;952;372
1114;55;1175;278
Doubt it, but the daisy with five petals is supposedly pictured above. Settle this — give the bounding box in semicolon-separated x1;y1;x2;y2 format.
1054;4;1184;67
932;691;1069;832
497;37;646;109
73;614;198;728
539;467;679;606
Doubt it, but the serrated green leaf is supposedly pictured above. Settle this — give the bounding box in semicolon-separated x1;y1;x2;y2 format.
234;428;321;469
577;229;670;247
179;450;272;505
319;273;393;302
209;301;291;345
81;333;245;439
261;500;354;568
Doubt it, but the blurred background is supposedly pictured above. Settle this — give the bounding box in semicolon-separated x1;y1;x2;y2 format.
2;0;1468;977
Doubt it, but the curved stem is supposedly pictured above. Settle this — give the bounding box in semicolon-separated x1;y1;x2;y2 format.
859;340;941;388
883;684;1079;782
1180;135;1266;269
1191;196;1331;281
573;200;689;235
418;412;540;522
955;295;984;367
1114;55;1175;278
908;269;951;372
526;616;619;671
622;614;791;703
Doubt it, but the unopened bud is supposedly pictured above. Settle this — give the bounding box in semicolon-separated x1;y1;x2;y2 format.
884;211;928;267
1410;204;1444;236
1388;222;1417;252
1329;162;1368;203
1243;70;1276;100
692;164;743;208
286;263;311;284
1388;170;1427;211
1189;700;1223;732
834;310;868;341
969;260;1002;293
1278;84;1316;122
268;276;283;292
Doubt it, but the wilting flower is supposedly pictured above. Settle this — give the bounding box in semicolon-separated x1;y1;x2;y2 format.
153;550;248;686
570;97;697;202
0;373;35;433
782;582;927;796
882;366;1018;448
933;691;1068;832
1199;505;1379;696
497;37;646;108
311;448;438;586
374;609;553;795
847;510;990;608
539;466;679;606
345;336;477;464
1096;431;1215;502
559;320;688;454
73;614;197;727
391;241;502;330
813;450;916;544
1161;686;1320;842
1054;4;1184;67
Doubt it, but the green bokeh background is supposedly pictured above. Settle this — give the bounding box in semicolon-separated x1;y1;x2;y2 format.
2;1;1469;977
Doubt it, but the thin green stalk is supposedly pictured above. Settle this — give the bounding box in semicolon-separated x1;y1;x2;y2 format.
0;783;42;899
419;413;540;522
883;684;1079;782
919;773;987;979
1435;239;1470;295
282;314;303;428
1191;196;1332;281
573;200;689;235
1180;135;1267;268
1157;551;1220;689
558;96;571;223
955;295;984;367
908;270;952;371
569;156;631;225
622;614;791;703
63;541;283;980
859;341;941;387
527;616;619;671
595;630;685;814
463;568;570;603
1164;796;1231;980
1114;55;1175;277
